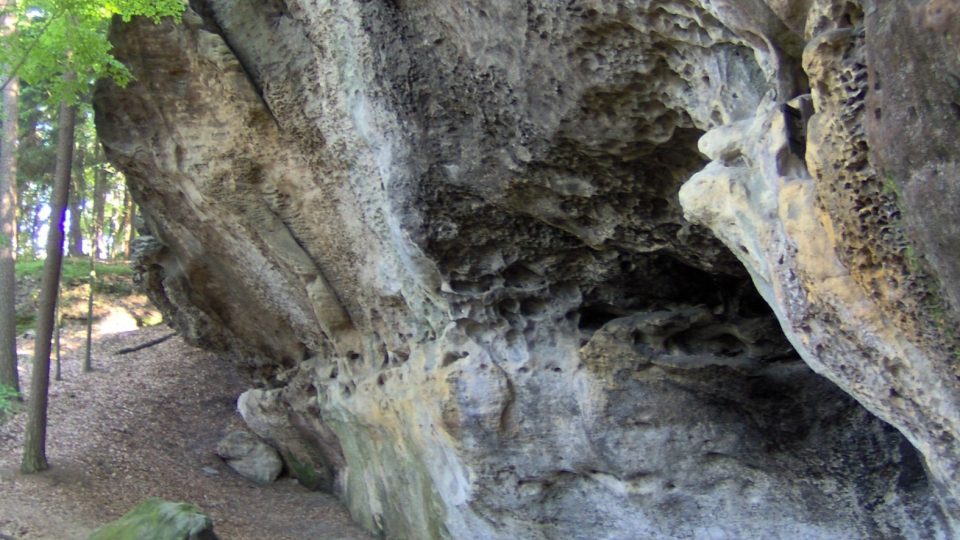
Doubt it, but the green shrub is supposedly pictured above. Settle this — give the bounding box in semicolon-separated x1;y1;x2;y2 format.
0;385;20;423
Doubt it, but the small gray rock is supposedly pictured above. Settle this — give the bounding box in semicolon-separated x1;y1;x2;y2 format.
216;431;282;484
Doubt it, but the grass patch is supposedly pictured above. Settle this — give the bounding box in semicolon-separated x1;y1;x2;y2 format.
16;257;133;287
16;257;136;296
14;258;145;333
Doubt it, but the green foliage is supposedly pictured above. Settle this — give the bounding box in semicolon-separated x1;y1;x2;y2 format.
88;498;216;540
0;384;21;423
15;256;142;333
3;1;167;259
15;258;133;332
0;0;186;105
16;256;132;285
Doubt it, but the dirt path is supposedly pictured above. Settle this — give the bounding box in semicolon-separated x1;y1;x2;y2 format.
0;325;372;540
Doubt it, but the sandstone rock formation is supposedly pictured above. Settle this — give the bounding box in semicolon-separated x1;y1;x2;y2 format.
94;0;960;538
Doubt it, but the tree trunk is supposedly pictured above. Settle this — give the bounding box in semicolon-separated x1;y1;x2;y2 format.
116;184;132;259
67;143;85;257
0;82;17;393
0;6;20;394
54;284;61;381
16;190;27;256
91;151;106;260
126;202;136;259
83;256;94;372
21;94;74;474
30;198;41;256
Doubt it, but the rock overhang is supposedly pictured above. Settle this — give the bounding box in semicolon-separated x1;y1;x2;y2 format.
95;1;960;538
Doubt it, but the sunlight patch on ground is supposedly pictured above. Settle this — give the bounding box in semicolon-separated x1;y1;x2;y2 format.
95;308;140;336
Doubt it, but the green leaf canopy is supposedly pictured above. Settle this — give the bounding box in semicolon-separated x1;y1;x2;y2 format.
0;0;184;104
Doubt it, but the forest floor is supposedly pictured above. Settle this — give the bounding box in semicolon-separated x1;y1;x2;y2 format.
0;280;372;539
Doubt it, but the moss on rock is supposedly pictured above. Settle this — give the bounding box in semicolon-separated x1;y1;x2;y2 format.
88;498;217;540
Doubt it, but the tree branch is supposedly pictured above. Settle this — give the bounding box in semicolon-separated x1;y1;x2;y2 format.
113;332;176;355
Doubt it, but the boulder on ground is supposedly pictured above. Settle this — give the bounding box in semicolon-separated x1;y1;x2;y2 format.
216;430;283;484
88;498;217;540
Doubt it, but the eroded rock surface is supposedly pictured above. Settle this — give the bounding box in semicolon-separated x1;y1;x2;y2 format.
94;0;959;538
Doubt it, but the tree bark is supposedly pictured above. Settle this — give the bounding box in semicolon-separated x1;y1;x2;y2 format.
0;2;20;394
54;285;61;381
29;198;41;256
116;184;133;259
83;255;94;372
21;93;74;473
67;142;84;257
91;150;106;260
126;202;136;259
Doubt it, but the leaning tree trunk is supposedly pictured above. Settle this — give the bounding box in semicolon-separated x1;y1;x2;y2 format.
21;94;75;473
0;3;21;395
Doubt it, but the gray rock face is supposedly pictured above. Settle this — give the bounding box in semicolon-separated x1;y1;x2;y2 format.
94;0;959;538
216;431;283;485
